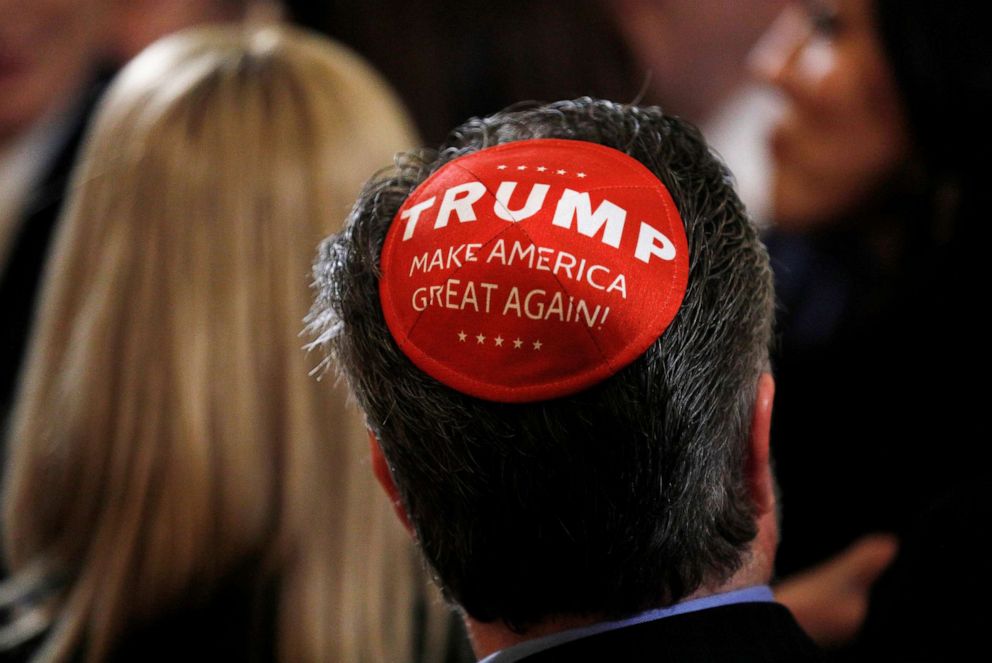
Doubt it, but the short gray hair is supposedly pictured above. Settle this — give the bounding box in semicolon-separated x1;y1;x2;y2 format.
309;98;774;630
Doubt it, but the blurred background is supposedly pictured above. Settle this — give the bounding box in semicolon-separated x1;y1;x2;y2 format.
2;1;987;661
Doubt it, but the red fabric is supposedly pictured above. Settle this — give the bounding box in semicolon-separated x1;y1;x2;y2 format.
380;139;688;402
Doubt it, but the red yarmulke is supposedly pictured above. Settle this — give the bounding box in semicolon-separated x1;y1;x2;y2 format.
379;139;689;402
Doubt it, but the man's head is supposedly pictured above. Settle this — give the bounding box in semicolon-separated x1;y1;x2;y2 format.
309;98;775;630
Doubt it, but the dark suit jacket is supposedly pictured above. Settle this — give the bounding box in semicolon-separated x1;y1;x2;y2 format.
517;603;823;662
0;568;278;663
851;483;990;662
0;76;109;429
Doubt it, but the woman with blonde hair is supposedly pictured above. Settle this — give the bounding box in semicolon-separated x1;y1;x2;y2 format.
0;24;446;662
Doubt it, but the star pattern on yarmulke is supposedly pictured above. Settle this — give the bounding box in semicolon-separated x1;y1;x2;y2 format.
490;162;593;179
457;330;548;351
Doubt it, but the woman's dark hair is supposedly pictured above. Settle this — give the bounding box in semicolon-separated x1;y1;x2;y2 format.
875;0;992;181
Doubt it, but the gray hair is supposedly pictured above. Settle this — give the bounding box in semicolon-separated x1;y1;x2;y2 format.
309;98;774;630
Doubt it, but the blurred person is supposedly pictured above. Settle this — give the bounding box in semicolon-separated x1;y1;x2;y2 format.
750;0;910;231
0;25;445;662
853;483;990;661
0;0;114;427
750;0;988;650
108;0;260;62
286;0;641;146
308;98;822;662
612;0;785;122
611;0;787;220
0;0;263;433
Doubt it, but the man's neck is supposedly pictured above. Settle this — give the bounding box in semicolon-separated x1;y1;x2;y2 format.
466;612;601;660
466;538;775;660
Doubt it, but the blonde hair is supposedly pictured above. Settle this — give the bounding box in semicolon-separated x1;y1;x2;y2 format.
1;24;440;662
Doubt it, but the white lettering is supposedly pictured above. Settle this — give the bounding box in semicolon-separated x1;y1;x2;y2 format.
509;241;535;267
535;247;553;271
586;264;609;290
546;292;565;321
634;221;677;263
487;239;507;264
480;282;499;313
401;196;437;241
446;244;465;269
445;279;461;309
502;287;522;317
524;289;546;319
493;182;551;222
428;249;444;271
412;286;428;311
551;188;626;248
435;182;487;229
409;253;429;277
494;290;610;327
459;281;478;312
410;279;492;313
606;274;627;299
552;251;577;279
575;299;602;327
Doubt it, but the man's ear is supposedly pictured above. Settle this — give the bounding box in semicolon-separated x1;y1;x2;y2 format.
746;372;776;515
368;430;414;534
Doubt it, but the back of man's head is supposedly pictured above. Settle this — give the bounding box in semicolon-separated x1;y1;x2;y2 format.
309;98;774;630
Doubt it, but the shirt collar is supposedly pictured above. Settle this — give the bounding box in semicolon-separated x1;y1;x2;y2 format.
479;585;775;663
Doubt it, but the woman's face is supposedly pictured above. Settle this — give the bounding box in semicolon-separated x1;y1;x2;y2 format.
751;0;910;229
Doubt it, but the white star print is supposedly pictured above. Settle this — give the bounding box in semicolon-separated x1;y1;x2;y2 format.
536;166;548;172
556;169;566;175
513;338;523;349
577;172;587;178
497;164;507;170
476;333;486;344
494;335;504;347
458;331;467;342
517;165;527;170
532;340;543;350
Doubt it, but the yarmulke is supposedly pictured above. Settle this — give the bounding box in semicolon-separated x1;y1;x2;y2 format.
379;139;688;402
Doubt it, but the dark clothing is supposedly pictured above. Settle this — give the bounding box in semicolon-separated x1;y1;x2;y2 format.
112;580;277;663
0;572;278;663
0;570;469;663
0;76;108;431
517;603;822;662
852;484;991;662
766;221;982;577
767;0;990;580
875;0;992;174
